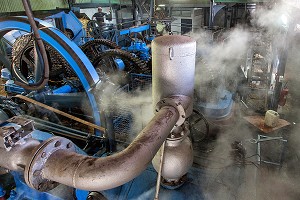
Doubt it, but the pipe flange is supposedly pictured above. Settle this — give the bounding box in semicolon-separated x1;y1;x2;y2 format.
24;136;75;191
155;97;186;127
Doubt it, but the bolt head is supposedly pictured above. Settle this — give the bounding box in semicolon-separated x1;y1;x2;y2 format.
41;152;46;158
67;142;72;149
54;141;61;147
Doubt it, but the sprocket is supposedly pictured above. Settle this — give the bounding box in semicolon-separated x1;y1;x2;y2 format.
12;34;76;85
92;49;151;75
80;39;120;64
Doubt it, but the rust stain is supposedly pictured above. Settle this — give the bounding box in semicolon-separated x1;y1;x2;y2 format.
244;116;290;134
72;108;177;182
164;110;174;122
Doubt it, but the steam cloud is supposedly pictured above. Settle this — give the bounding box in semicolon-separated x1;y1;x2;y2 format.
189;1;300;200
94;75;153;142
90;1;300;198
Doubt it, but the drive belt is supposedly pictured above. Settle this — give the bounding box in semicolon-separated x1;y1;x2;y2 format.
15;94;106;133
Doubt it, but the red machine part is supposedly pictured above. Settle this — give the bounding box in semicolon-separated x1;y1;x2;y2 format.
278;88;289;106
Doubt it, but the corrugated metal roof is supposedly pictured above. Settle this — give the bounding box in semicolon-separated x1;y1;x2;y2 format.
76;0;92;3
156;0;211;7
156;0;273;6
0;0;68;13
215;0;271;2
75;0;132;4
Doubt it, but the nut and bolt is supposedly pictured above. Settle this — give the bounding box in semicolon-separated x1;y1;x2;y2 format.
54;141;61;147
66;142;72;149
33;170;41;176
41;152;46;158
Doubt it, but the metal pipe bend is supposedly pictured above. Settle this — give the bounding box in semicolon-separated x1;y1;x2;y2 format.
41;105;179;191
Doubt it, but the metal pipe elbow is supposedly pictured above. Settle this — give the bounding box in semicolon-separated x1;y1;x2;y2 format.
26;106;179;191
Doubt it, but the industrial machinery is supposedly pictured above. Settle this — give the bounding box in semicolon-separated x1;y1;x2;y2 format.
84;23;154;73
0;6;152;137
1;0;297;199
0;3;196;198
0;34;197;200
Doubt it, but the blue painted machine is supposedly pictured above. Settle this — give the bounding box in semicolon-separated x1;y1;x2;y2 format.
86;23;153;62
0;3;206;199
118;24;153;62
0;34;202;200
0;16;102;137
121;40;150;61
42;11;86;45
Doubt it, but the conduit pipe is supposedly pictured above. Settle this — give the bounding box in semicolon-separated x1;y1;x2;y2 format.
41;106;179;191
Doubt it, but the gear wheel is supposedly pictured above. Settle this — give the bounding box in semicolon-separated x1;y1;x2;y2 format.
86;20;103;39
12;34;76;84
80;39;120;63
188;109;209;144
93;49;151;74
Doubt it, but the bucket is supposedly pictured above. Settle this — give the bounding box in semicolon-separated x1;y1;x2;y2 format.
264;110;279;127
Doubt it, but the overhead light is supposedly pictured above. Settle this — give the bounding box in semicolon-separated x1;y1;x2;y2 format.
158;4;165;7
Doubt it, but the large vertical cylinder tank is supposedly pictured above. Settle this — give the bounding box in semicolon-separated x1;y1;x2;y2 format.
152;35;196;116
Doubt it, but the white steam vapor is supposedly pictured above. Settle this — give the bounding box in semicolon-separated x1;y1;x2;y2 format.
94;77;153;141
191;27;250;72
190;1;300;200
253;1;292;30
190;27;250;103
87;1;300;198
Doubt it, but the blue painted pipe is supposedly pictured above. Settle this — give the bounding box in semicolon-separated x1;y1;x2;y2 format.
53;85;72;94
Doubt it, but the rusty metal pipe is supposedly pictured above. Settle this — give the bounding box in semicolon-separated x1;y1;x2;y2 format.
42;106;179;191
0;139;40;171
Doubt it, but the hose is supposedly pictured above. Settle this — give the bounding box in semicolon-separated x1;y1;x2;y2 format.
16;0;49;90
